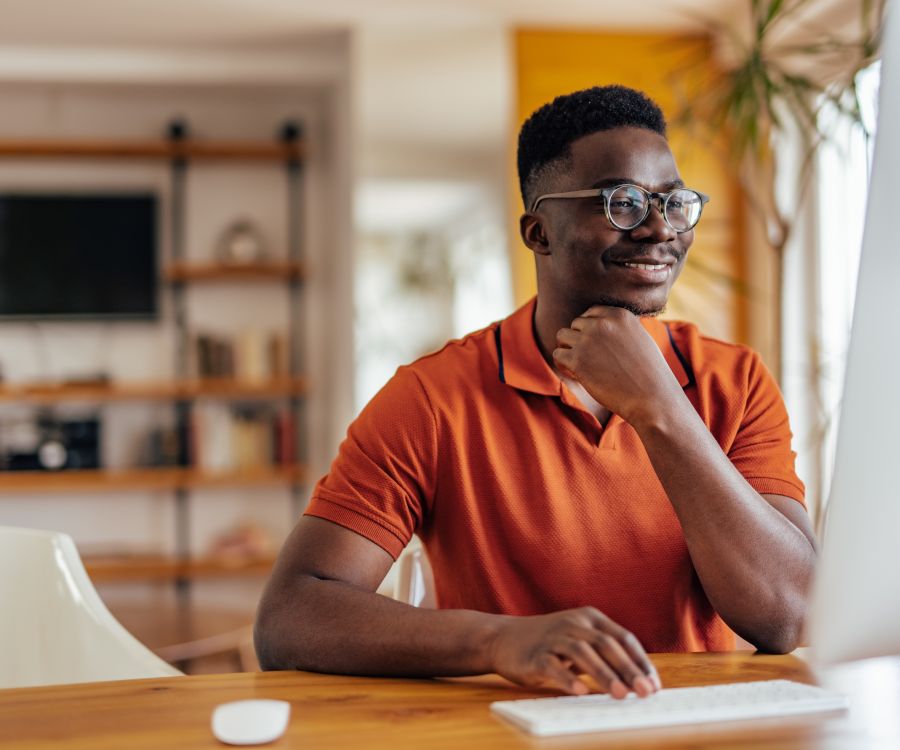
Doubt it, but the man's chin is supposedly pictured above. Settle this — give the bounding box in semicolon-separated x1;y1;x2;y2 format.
592;295;666;317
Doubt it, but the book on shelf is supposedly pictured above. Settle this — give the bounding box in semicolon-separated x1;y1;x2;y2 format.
194;331;289;381
190;403;295;472
274;409;296;467
196;334;235;379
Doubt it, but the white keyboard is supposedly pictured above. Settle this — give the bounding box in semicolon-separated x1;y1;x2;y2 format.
490;679;848;737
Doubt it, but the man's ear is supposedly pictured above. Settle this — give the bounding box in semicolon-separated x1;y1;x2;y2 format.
520;213;551;256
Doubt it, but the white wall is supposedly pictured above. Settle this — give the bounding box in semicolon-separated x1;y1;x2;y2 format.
352;23;514;412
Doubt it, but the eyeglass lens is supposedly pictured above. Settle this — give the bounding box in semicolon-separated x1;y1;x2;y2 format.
607;185;703;232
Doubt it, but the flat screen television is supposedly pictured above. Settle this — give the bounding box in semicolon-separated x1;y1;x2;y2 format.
0;193;158;320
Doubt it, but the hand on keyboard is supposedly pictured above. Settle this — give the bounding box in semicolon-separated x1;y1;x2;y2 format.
486;606;661;698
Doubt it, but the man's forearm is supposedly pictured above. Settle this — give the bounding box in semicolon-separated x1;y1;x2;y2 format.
255;575;504;676
631;393;816;653
256;575;662;697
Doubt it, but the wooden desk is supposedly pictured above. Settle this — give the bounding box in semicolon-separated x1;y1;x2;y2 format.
1;652;898;749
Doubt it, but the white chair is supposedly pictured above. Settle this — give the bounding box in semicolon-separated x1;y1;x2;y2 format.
0;526;182;688
393;545;437;608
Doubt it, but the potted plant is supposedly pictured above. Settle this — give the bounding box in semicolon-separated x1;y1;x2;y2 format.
671;0;883;379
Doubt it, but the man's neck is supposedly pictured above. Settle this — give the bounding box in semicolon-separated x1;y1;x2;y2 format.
533;295;586;367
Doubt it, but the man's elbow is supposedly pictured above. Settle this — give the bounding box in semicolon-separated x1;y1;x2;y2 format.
750;624;803;655
253;610;291;672
745;597;807;654
253;593;317;672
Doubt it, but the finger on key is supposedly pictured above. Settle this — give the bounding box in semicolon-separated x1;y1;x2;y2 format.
621;632;662;690
587;611;660;693
612;630;661;690
563;639;629;700
590;632;654;697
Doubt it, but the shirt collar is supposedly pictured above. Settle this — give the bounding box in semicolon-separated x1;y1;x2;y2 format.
497;297;692;395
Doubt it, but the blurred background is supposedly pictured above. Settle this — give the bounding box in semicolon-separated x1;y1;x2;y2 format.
0;0;881;671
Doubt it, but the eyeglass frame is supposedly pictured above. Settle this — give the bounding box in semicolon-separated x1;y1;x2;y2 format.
529;184;711;233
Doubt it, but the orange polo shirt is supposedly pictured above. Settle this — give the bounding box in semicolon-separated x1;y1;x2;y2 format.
306;298;805;652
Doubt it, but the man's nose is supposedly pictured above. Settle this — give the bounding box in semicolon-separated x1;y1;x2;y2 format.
630;202;677;243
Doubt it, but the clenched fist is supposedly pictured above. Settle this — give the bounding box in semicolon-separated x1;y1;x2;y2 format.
553;306;684;427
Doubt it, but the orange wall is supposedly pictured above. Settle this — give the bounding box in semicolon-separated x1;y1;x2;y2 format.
511;29;748;344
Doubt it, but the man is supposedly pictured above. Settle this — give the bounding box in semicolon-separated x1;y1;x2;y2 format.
255;85;817;699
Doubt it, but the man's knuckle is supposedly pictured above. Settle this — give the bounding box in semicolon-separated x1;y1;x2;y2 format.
567;608;591;625
567;639;589;657
597;317;616;333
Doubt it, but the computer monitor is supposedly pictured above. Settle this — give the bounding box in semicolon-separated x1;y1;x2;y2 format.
808;10;900;665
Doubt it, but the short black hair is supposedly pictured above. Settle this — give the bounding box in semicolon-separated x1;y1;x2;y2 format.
517;85;667;209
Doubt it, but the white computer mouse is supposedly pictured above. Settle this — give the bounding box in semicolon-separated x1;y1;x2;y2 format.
211;699;291;746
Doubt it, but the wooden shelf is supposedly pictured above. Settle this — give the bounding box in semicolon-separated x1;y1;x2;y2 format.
0;139;303;162
0;377;308;403
85;553;276;583
0;126;308;632
0;465;306;493
181;377;308;399
164;261;306;283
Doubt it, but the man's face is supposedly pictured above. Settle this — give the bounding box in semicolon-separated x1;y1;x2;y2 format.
531;126;694;316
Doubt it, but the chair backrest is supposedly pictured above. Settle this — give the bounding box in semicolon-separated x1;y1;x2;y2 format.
393;546;437;608
0;526;182;688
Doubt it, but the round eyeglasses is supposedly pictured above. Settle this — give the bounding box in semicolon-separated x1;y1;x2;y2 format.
530;184;710;233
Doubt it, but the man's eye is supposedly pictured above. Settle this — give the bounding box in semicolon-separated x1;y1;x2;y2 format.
609;199;634;209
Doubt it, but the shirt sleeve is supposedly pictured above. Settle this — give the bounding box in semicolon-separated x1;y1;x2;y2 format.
727;353;806;505
305;365;437;559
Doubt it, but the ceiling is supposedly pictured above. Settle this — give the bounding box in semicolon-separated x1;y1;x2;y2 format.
0;1;861;235
0;1;744;47
0;0;750;231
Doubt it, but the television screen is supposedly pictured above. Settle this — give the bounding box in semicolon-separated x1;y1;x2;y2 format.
0;193;158;320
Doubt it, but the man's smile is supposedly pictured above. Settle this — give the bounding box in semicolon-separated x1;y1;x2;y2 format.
604;252;680;285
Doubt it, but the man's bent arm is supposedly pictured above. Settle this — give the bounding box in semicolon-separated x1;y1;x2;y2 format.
631;395;817;654
255;516;661;697
553;307;817;654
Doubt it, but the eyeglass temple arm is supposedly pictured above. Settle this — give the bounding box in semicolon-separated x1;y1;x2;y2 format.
531;188;710;212
530;189;605;212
